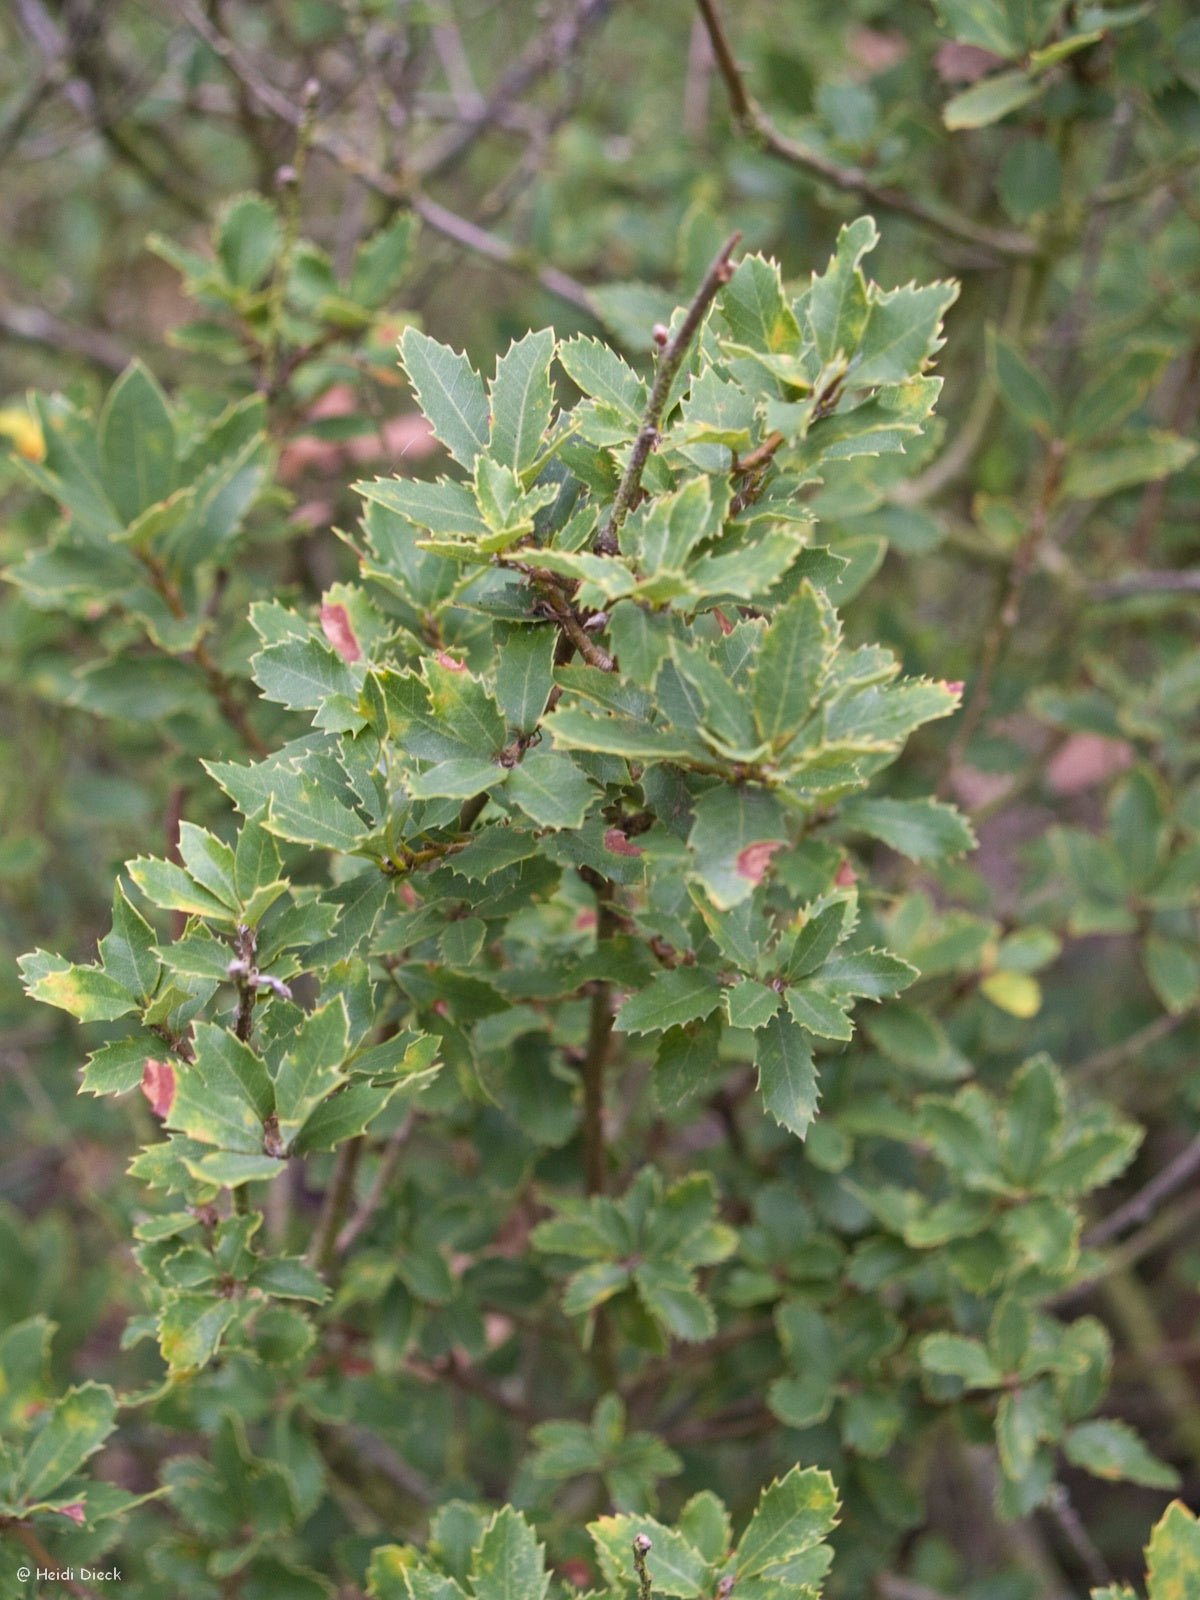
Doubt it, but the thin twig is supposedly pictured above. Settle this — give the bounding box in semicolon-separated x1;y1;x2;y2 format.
174;0;597;315
1045;1484;1113;1589
0;300;129;373
414;0;614;181
595;230;741;555
335;1115;414;1255
694;0;1035;262
940;440;1066;789
404;1351;540;1424
307;1137;365;1274
4;1521;98;1598
1085;1131;1200;1248
1073;1013;1185;1083
1091;569;1200;601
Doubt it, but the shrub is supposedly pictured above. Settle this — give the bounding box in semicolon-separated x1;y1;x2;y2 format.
2;4;1199;1598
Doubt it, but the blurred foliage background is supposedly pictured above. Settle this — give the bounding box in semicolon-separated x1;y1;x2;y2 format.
1;1;1199;1596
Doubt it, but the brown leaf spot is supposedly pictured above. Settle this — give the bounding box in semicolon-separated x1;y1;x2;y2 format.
320;602;362;664
735;840;785;882
934;41;1003;82
1046;733;1134;795
847;25;909;74
141;1058;176;1120
604;828;643;857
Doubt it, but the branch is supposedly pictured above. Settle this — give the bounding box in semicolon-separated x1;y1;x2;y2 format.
694;0;1035;262
595;230;741;555
577;871;619;1194
1084;1130;1200;1248
335;1115;414;1255
3;1521;98;1598
307;1137;365;1274
404;1351;540;1425
413;0;615;181
174;0;597;316
0;300;129;373
1090;568;1200;601
1074;1012;1184;1083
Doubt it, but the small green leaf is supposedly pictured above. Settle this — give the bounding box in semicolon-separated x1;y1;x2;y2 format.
400;328;489;469
470;1505;549;1600
19;1383;117;1501
99;361;176;524
755;1012;819;1138
944;70;1044;130
752;582;838;748
616;968;723;1035
841;795;975;861
217;192;280;289
734;1464;840;1577
1064;1419;1180;1490
507;750;594;829
489;329;556;474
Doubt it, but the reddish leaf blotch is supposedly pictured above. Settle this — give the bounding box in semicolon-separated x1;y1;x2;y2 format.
320;602;362;663
141;1058;176;1119
604;828;643;857
735;840;785;882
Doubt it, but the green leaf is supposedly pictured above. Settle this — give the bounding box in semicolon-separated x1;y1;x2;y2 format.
168;1023;274;1154
918;1332;1001;1389
987;328;1057;434
720;254;801;354
558;335;645;421
349;214;414;306
591;1516;707;1598
734;1465;840;1577
291;1079;399;1153
809;216;878;364
822;947;917;1000
1146;1501;1200;1600
19;1383;117;1500
1004;1055;1063;1185
755;1012;819;1138
840;796;975;861
997;138;1062;222
1062;431;1198;500
217;192;280;289
127;854;234;921
494;626;556;733
158;1295;239;1374
507;750;595;829
854;282;958;386
724;979;781;1031
489;329;556;474
688;786;789;910
752;582;838;747
252;637;359;715
273;999;351;1146
1064;1420;1180;1490
634;1262;714;1341
616;968;723;1035
470;1506;549;1600
1143;936;1200;1015
99;361;176;524
944;70;1044;130
18;950;138;1022
400;328;489;469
